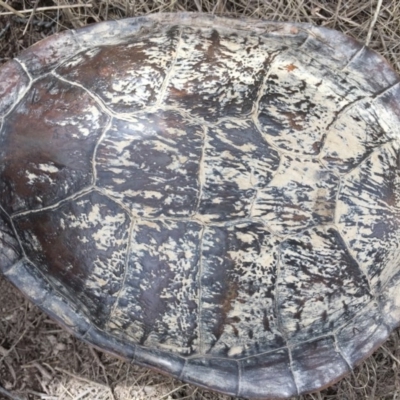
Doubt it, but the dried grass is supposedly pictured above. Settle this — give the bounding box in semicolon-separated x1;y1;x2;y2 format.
0;1;400;399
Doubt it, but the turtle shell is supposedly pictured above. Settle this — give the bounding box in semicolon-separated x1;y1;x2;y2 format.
1;12;400;399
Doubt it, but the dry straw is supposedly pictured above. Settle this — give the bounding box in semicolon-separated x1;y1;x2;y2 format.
0;1;399;399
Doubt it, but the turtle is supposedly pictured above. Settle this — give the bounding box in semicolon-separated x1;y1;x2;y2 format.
0;11;400;399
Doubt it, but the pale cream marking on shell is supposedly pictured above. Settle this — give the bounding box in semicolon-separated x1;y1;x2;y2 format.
154;28;183;107
0;59;33;121
51;71;138;123
253;156;337;234
194;126;208;215
37;163;60;174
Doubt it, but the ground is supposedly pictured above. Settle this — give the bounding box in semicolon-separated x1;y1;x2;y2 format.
0;1;400;399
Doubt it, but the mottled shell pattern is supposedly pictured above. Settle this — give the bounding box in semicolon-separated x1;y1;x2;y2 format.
1;12;400;399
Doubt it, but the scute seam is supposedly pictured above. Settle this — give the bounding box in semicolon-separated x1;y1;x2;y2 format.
11;187;95;218
51;71;123;121
105;216;136;326
197;225;206;354
340;46;365;71
194;126;208;215
288;346;300;396
333;332;353;370
332;223;374;296
154;27;183;108
92;116;113;184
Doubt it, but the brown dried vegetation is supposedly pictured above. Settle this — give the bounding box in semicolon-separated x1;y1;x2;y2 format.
0;1;400;399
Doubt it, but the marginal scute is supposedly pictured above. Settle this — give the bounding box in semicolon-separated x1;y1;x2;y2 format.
181;358;239;396
345;46;399;94
197;119;280;222
0;76;108;214
17;30;80;78
303;25;363;69
108;219;201;356
252;156;339;234
371;83;400;140
380;270;400;330
279;226;372;342
0;60;30;117
84;326;136;360
336;301;389;367
337;142;400;292
291;336;350;394
13;191;131;327
0;207;21;272
134;346;185;376
201;223;284;358
3;259;50;305
74;18;153;49
96;111;203;218
239;349;298;398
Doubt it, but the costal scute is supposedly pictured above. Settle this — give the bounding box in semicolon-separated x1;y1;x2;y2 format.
0;13;400;399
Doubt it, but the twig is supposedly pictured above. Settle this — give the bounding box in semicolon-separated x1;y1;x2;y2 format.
366;0;383;45
0;4;92;16
0;385;25;400
89;347;116;400
22;0;40;36
0;0;24;17
381;346;400;365
54;367;110;389
0;328;28;364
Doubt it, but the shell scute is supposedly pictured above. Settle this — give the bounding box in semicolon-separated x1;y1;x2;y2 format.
2;13;400;399
344;46;399;94
291;336;350;394
163;27;303;121
200;222;284;358
336;301;389;367
108;219;201;356
17;30;80;79
57;26;181;113
181;357;239;396
337;142;400;292
279;226;372;342
133;345;185;376
96;110;203;218
12;191;131;327
0;60;30;117
197;119;280;223
0;76;108;214
257;51;368;156
239;348;298;398
252;156;339;234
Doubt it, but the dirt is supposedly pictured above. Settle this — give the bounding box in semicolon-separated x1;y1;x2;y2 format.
0;1;400;399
